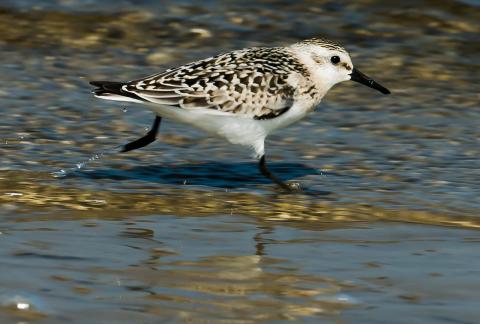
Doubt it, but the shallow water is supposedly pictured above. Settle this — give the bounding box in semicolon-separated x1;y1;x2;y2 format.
0;0;479;322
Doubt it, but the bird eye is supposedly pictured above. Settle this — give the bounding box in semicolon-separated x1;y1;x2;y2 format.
330;56;340;64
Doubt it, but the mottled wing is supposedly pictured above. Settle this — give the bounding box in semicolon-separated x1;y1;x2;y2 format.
122;48;307;119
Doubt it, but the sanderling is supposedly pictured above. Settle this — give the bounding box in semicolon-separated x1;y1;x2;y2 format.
90;38;390;190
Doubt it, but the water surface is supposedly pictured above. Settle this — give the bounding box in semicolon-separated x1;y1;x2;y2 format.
0;0;479;322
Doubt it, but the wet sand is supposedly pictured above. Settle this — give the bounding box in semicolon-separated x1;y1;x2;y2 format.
0;1;479;322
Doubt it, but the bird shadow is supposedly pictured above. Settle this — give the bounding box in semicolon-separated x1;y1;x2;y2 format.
71;161;325;192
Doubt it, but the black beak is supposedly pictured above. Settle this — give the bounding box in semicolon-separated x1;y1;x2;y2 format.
350;68;390;95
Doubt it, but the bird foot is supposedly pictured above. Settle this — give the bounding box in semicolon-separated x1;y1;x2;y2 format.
273;181;302;193
286;181;302;192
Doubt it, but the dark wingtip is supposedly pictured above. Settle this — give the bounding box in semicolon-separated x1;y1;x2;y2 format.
89;81;104;87
89;80;124;94
89;80;146;102
89;80;125;89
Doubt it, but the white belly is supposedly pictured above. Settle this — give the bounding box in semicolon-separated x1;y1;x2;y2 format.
140;100;314;157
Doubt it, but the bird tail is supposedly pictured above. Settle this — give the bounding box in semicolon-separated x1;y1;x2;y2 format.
89;80;144;103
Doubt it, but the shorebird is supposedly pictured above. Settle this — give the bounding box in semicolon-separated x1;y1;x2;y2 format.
90;38;390;190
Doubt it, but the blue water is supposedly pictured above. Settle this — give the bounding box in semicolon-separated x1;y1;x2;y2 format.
0;1;479;322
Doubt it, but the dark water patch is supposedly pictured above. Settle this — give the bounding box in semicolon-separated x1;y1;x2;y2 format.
67;161;320;188
12;251;91;261
1;1;480;322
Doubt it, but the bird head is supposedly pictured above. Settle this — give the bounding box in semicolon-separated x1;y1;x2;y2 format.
292;38;390;95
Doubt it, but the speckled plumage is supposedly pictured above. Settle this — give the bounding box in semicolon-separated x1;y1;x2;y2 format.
90;38;389;189
296;37;347;53
91;38;359;155
123;47;312;119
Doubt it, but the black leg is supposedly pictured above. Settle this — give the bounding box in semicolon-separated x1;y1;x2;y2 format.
258;155;293;191
120;116;162;153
